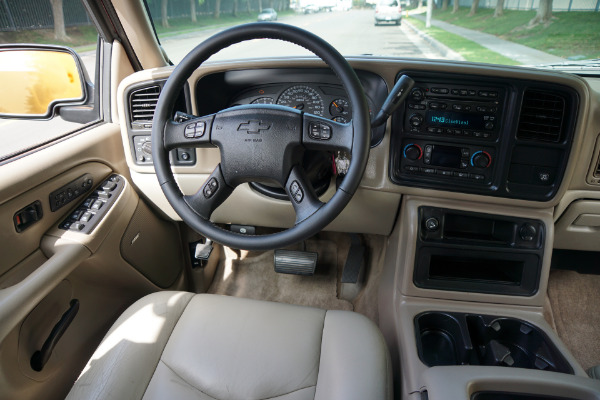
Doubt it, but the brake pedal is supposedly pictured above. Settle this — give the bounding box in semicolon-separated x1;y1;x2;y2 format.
274;249;317;276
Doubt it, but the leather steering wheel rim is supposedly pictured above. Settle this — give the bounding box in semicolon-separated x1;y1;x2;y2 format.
152;22;370;251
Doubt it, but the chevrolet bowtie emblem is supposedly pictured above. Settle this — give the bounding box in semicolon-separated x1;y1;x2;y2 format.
238;120;271;134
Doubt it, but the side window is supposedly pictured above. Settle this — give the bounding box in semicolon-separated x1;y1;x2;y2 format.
0;0;100;161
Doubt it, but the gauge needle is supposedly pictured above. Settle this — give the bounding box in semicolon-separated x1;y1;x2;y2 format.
333;101;341;111
294;104;304;110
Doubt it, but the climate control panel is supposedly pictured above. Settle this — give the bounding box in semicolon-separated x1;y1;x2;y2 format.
400;140;495;184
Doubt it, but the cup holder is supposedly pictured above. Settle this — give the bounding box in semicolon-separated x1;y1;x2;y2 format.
415;312;573;374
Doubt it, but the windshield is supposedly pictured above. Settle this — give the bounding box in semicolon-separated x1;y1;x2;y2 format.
141;0;599;70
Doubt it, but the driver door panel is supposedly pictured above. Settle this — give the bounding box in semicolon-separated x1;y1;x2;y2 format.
0;123;187;400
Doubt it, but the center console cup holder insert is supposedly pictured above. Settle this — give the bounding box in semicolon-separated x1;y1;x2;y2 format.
415;311;573;374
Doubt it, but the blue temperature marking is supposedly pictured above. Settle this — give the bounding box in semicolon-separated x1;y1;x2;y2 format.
403;144;414;158
470;151;482;167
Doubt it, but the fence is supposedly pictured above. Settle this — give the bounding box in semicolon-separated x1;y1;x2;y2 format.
0;0;90;32
456;0;599;11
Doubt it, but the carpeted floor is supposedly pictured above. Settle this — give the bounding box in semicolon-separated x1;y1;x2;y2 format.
207;233;385;324
547;269;600;371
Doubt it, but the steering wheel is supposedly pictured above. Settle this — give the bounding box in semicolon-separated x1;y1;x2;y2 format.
152;23;370;251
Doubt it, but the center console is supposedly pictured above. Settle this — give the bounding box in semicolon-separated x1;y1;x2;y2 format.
389;71;579;201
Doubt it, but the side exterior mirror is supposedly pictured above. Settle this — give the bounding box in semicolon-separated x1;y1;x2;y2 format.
0;44;96;123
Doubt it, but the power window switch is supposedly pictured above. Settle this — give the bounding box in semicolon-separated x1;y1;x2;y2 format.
80;212;93;223
91;200;104;210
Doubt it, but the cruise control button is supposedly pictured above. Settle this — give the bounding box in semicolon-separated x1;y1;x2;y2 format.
195;121;206;138
320;124;332;140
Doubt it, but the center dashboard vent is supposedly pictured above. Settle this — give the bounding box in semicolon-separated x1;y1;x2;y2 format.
129;85;161;129
517;89;566;143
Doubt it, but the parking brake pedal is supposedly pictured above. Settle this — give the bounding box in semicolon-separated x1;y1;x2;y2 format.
274;249;317;276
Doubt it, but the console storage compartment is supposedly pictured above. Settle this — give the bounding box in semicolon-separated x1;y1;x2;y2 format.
415;312;574;374
414;207;545;296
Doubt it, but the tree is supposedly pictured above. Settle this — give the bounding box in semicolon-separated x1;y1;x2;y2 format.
442;0;449;11
191;0;197;22
452;0;459;13
161;0;170;28
214;0;221;18
258;0;262;12
246;0;251;13
49;0;69;42
232;0;238;16
468;0;479;15
528;0;553;25
494;0;504;17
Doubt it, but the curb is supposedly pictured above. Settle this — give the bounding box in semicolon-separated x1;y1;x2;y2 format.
403;19;465;61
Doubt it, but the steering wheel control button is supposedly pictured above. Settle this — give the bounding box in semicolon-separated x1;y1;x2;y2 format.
194;121;206;138
290;180;304;203
184;123;196;138
309;122;332;140
203;178;219;199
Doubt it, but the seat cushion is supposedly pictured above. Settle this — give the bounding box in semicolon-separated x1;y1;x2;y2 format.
66;292;392;400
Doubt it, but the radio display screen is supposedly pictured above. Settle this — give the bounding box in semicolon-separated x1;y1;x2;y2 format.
431;145;462;168
426;111;485;130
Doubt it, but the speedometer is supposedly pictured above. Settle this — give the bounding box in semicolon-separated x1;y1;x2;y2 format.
277;85;324;116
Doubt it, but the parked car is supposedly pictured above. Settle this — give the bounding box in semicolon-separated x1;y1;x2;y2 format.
257;8;278;21
374;0;402;25
0;1;599;400
303;4;320;13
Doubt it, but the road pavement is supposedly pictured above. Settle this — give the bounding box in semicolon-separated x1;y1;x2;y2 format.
0;9;440;159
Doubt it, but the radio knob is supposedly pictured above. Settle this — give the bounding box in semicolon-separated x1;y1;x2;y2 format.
409;114;424;127
471;151;491;168
411;88;424;101
403;144;422;161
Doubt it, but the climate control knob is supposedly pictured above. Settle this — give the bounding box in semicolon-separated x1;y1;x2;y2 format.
403;144;423;161
409;114;424;127
471;151;491;168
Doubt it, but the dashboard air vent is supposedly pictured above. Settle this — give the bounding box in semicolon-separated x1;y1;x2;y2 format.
129;85;161;128
517;89;565;143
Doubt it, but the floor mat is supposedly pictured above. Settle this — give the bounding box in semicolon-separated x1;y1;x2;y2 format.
208;239;353;312
547;269;600;371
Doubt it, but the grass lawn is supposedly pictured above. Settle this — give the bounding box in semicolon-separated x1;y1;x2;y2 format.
432;8;600;60
407;16;521;65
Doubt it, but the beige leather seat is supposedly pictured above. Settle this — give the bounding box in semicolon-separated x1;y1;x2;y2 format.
66;292;392;400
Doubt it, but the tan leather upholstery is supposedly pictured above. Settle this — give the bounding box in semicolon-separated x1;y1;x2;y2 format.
67;292;392;400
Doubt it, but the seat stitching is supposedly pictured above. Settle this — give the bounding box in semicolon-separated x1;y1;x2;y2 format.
259;385;317;400
162;359;318;400
141;293;195;399
312;310;328;400
159;360;221;400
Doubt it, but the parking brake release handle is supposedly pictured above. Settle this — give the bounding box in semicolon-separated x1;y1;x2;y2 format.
371;75;415;128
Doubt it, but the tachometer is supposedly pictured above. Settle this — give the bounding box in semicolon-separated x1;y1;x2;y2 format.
277;85;324;116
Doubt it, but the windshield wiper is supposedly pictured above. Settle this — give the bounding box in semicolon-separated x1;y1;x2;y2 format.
533;58;600;71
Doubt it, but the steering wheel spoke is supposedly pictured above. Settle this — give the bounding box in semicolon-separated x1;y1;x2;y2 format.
183;164;234;220
285;165;325;225
164;115;215;151
302;113;353;153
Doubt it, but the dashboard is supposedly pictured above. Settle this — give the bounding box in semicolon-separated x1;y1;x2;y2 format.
117;57;597;236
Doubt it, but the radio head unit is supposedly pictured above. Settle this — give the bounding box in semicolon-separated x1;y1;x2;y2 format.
404;82;504;140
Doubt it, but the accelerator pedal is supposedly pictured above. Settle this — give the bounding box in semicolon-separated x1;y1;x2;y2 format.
274;249;318;276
